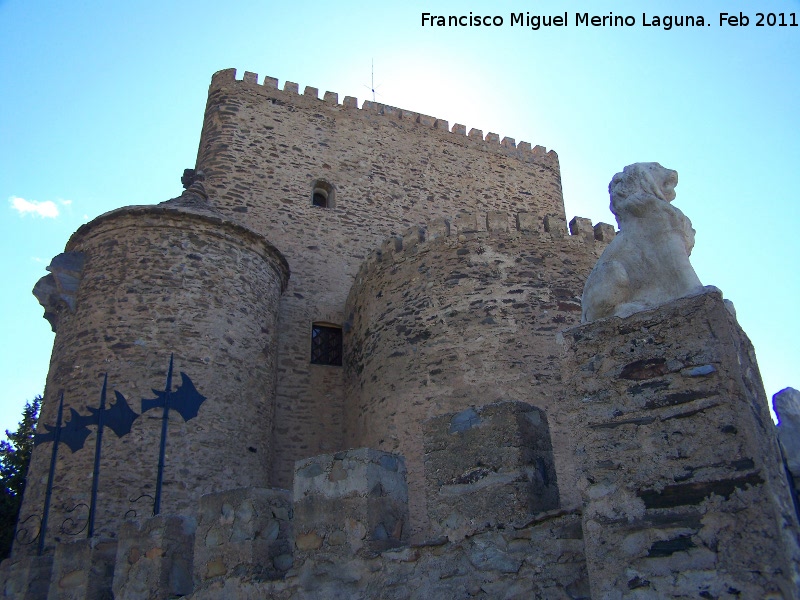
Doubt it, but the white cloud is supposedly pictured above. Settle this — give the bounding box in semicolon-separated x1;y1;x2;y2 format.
9;196;59;218
58;199;72;206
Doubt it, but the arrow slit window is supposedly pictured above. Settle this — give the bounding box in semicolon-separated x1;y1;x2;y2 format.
311;323;343;366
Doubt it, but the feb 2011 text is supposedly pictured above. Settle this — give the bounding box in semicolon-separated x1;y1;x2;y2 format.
420;12;798;30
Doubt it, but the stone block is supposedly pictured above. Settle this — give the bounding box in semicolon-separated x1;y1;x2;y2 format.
451;124;467;135
453;213;478;235
380;236;402;258
486;211;509;232
516;211;539;233
342;96;358;109
434;119;449;131
242;71;258;84
112;515;196;600
382;104;401;119
323;91;338;104
262;76;278;89
0;555;53;600
293;449;409;557
401;226;425;252
283;81;299;94
47;538;117;600
426;218;450;240
468;128;483;140
303;86;318;99
568;216;594;241
501;137;516;148
417;113;435;127
423;401;559;541
193;488;292;587
593;222;616;242
485;132;500;144
543;215;567;238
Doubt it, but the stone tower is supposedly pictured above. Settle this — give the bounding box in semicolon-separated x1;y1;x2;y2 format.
20;183;288;550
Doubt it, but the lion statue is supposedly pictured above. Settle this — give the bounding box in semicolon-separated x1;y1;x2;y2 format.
581;162;704;323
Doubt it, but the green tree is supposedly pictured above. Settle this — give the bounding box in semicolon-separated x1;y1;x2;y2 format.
0;397;40;559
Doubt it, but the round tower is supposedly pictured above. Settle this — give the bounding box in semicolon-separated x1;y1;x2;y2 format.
18;185;288;554
343;219;604;539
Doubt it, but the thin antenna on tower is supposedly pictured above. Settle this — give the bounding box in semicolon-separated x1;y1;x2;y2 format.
364;59;381;102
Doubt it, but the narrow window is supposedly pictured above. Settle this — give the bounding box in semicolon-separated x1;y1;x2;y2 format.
312;191;328;207
310;323;343;366
311;180;335;208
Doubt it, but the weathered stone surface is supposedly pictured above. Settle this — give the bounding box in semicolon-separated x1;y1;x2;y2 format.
0;555;53;600
344;231;601;540
424;401;559;541
32;251;85;332
486;211;509;232
582;162;704;322
515;211;538;232
774;387;800;517
401;226;425;252
293;449;409;559
568;216;593;242
193;488;292;589
112;515;196;600
592;221;615;242
47;538;116;600
452;212;479;235
425;217;450;240
543;214;567;237
561;290;800;598
186;509;588;600
18;207;288;553
775;388;800;474
192;70;563;492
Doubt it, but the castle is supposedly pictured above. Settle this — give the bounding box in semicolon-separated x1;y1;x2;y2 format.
2;68;799;598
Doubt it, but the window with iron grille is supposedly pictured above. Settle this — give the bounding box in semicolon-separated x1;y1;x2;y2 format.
310;324;343;366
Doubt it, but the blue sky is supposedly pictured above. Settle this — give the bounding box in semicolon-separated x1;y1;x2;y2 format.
1;0;798;434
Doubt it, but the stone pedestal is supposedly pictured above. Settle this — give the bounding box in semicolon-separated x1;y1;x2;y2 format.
293;448;408;560
0;555;53;600
774;387;800;517
112;515;196;600
193;487;292;587
46;538;116;600
561;291;800;598
424;401;559;541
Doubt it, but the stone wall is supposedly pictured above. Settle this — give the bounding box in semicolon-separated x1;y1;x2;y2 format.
5;293;798;597
560;290;800;598
17;204;288;554
2;445;590;600
343;216;609;539
194;68;567;487
424;401;560;543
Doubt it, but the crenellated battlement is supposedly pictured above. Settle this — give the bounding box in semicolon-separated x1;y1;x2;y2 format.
208;68;558;167
354;212;615;284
